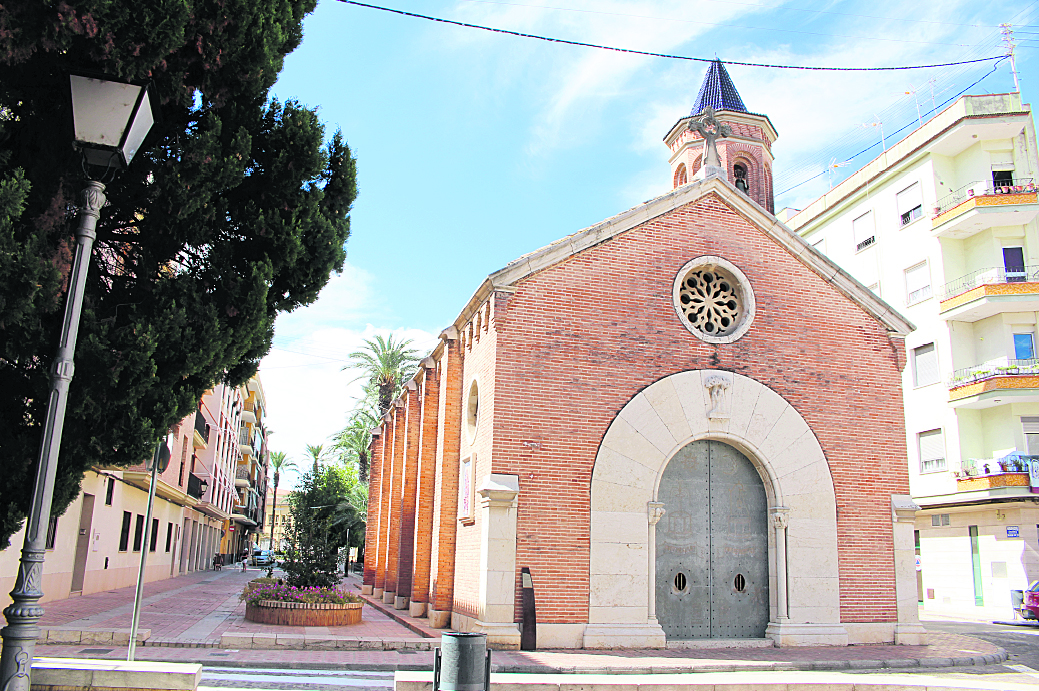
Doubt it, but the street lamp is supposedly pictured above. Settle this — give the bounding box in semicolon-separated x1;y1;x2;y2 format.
0;71;155;691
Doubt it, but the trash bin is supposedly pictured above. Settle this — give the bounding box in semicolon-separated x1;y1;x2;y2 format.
434;632;490;691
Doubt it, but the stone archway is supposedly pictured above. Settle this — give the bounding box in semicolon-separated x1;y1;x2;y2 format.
583;370;847;648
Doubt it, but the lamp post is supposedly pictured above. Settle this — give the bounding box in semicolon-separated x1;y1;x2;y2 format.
0;72;155;691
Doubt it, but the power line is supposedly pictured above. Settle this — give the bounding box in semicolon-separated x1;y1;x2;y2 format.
338;0;1003;70
461;0;1000;29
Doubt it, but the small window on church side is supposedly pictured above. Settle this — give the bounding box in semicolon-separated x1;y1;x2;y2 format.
674;164;687;188
733;163;749;194
466;380;480;441
673;256;755;344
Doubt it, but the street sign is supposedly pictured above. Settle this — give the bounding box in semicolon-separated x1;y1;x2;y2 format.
1008;526;1020;538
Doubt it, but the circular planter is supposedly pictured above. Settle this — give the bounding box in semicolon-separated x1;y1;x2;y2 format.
242;579;278;598
245;600;363;626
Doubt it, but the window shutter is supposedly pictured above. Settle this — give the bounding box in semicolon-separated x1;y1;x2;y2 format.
1023;416;1039;434
914;343;939;386
906;263;930;293
852;212;874;244
919;429;944;461
897;183;923;215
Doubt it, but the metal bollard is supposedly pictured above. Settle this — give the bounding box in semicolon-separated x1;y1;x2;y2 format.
433;632;491;691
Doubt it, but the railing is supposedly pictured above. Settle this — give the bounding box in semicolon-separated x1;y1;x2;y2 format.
933;178;1037;217
855;235;876;252
236;465;251;481
949;358;1039;387
899;205;923;227
194;411;210;444
940;265;1039;301
958;453;1039;477
187;472;205;500
239;429;251;445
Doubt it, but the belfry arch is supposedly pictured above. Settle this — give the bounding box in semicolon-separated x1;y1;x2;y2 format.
584;370;847;648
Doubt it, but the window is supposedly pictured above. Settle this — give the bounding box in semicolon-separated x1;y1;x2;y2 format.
105;478;115;506
1015;333;1035;361
993;169;1014;188
913;343;940;387
1023;417;1039;455
897;182;924;227
918;429;946;473
853;211;875;251
931;513;951;526
119;511;131;552
150;518;159;552
165;522;173;553
45;516;59;550
673;163;687;188
905;262;932;305
1004;247;1026;282
132;514;144;552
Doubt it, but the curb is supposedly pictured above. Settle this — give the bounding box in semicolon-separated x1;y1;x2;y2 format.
353;591;437;640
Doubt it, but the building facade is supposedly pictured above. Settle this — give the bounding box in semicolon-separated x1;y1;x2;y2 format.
0;373;271;606
363;63;924;649
788;92;1039;619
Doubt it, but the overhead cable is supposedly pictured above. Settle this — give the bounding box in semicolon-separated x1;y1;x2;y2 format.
338;0;1003;71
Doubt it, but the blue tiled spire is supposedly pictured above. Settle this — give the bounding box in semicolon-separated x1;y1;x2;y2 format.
690;59;747;115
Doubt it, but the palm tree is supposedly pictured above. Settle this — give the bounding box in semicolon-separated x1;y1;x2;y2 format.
305;443;328;474
345;334;421;415
332;407;380;483
267;451;297;553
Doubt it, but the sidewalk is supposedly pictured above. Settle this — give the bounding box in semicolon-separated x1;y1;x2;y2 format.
30;568;1009;673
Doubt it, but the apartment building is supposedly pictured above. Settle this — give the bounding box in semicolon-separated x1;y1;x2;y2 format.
788;92;1039;618
0;373;271;606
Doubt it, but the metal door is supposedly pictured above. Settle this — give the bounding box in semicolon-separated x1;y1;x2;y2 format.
656;440;768;639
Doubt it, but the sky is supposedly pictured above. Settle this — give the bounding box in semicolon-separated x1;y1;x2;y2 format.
257;0;1038;483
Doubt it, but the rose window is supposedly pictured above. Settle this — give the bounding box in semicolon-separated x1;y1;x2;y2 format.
679;269;741;336
672;257;754;343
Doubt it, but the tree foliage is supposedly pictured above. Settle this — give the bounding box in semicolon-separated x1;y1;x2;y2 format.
0;0;357;547
345;335;420;415
281;464;362;588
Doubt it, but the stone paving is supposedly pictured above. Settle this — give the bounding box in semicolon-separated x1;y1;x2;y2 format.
30;567;1011;673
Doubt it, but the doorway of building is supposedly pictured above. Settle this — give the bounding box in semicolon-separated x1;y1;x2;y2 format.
656;439;769;639
70;494;95;593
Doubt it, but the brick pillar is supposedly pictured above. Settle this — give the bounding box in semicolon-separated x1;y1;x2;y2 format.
362;427;384;595
410;360;440;617
374;410;393;599
383;400;407;604
393;382;422;610
428;330;462;629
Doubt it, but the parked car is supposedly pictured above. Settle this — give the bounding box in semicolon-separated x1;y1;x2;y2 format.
1020;581;1039;619
252;549;274;567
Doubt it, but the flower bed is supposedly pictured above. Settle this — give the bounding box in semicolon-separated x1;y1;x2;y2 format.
243;583;363;626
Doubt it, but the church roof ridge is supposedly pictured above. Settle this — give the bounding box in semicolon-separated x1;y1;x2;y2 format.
691;60;747;115
475;177;914;338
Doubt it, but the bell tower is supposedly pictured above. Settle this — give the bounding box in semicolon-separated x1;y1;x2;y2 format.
664;60;779;214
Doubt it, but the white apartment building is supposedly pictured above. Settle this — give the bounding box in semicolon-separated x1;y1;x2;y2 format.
788;92;1039;619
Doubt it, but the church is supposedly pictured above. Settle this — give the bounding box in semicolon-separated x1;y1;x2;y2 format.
361;60;926;649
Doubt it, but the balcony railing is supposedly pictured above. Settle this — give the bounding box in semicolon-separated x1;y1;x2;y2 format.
187;472;206;500
934;179;1037;217
193;411;210;444
940;265;1039;301
949;358;1039;388
236;465;251;482
958;453;1039;477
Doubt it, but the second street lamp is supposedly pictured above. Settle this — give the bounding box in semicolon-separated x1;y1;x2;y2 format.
0;71;155;691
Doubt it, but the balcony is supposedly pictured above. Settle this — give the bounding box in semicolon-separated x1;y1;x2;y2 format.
948;359;1039;408
239;429;252;457
939;265;1039;321
187;472;206;500
235;464;251;488
931;179;1039;239
955;454;1037;491
192;411;210;449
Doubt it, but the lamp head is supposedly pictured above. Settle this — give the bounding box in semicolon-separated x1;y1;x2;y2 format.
68;71;156;169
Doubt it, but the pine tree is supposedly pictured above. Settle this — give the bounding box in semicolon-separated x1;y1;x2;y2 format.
0;1;358;547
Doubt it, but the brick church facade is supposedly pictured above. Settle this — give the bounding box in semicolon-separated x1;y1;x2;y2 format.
363;62;925;648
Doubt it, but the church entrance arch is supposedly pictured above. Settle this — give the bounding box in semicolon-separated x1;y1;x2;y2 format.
656;439;768;639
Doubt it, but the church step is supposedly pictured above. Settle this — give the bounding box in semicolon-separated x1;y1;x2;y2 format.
665;638;774;649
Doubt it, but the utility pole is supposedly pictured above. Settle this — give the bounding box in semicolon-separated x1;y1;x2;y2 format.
1002;24;1020;92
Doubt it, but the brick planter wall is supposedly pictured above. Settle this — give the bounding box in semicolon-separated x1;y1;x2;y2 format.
245;600;363;626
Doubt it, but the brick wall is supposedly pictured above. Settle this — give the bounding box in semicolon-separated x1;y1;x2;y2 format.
411;364;441;606
362;430;384;587
490;192;908;625
428;335;462;614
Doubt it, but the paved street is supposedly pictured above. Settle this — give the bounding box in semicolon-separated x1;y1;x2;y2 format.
201;666;394;691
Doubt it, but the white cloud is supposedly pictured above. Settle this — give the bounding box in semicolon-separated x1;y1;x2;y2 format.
257;264;438;488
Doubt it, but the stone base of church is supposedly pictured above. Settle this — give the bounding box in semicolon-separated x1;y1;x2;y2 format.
894;623;929;646
382;590;395;605
765;622;849;646
696;165;725;181
582;622;667;649
451;612;521;649
373;587;384;599
427;607;451;629
409;601;427;617
361;585;373;596
394;595;409;610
